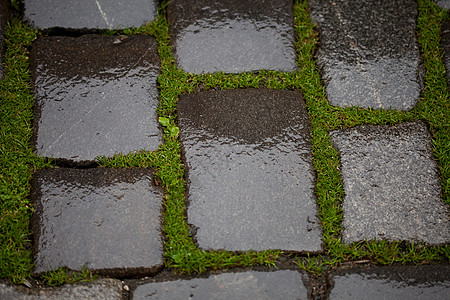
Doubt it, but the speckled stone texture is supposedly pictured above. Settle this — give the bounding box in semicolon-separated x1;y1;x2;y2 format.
24;0;158;30
31;168;164;277
0;0;9;80
168;0;297;74
330;121;449;245
178;89;322;252
436;0;450;10
31;35;161;164
329;265;450;299
133;270;308;299
309;0;423;110
0;279;122;300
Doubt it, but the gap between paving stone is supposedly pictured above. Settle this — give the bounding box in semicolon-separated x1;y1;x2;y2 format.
30;34;162;165
168;0;297;74
330;121;450;245
178;88;322;252
31;168;164;277
309;0;424;110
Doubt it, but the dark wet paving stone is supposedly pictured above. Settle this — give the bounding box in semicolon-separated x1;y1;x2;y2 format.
178;89;322;252
436;0;450;10
24;0;157;30
0;0;9;80
442;20;450;87
309;0;423;110
330;121;450;245
31;35;161;163
132;270;308;299
329;265;450;299
168;0;297;74
0;279;122;300
31;168;164;277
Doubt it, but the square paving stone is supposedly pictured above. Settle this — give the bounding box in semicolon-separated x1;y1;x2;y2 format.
330;121;450;245
31;168;164;277
309;0;423;110
132;270;308;299
168;0;297;74
0;279;122;300
178;89;322;252
31;35;161;163
329;265;450;299
24;0;157;30
0;0;9;80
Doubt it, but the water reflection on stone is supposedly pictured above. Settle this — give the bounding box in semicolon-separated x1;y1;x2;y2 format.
178;89;322;252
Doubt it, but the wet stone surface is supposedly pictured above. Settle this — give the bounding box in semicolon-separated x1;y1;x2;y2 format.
0;0;9;79
24;0;157;30
31;35;161;163
132;270;308;299
441;20;450;87
310;0;423;110
31;168;164;277
329;265;450;299
168;0;297;74
178;89;322;252
0;279;122;300
330;121;450;245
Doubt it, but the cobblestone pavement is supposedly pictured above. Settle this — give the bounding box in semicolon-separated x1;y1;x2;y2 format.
1;0;449;299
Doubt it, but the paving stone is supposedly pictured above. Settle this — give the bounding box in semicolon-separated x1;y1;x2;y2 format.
436;0;450;10
0;279;122;300
30;35;161;163
0;0;9;80
132;270;308;299
330;121;450;245
329;265;450;299
24;0;157;30
178;89;322;252
31;168;164;277
441;20;450;87
168;0;297;74
309;0;423;110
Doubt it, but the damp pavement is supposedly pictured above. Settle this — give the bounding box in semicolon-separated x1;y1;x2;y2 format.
1;0;449;299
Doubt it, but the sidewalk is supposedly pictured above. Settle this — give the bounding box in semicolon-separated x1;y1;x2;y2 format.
0;0;449;299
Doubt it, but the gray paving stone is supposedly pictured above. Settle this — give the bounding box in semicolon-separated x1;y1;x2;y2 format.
0;279;122;300
0;0;9;80
132;270;308;299
442;20;450;87
168;0;297;74
24;0;157;30
329;265;450;300
31;168;164;277
436;0;450;10
330;121;450;245
310;0;423;110
178;89;322;252
30;35;161;163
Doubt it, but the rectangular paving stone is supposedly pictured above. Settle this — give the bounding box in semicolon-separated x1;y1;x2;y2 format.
0;0;9;80
31;35;161;163
329;265;450;299
178;89;322;252
0;279;122;300
24;0;157;30
330;121;450;245
132;270;308;299
309;0;423;110
31;168;164;277
168;0;297;74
